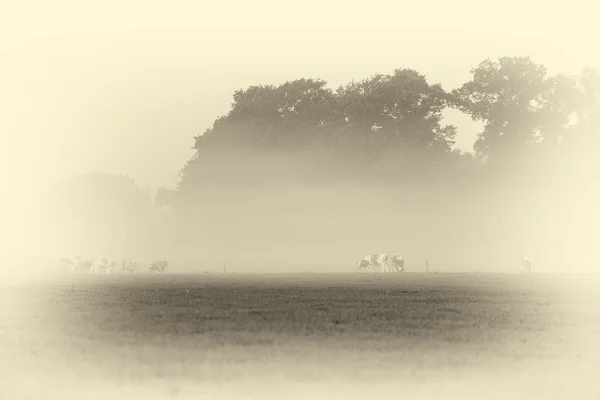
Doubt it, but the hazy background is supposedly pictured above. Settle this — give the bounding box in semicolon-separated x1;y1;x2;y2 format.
2;0;599;274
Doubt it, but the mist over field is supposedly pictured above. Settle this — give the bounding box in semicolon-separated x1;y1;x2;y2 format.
2;5;599;276
5;67;600;276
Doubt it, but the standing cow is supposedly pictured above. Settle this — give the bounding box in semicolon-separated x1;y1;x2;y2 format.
91;257;116;274
521;255;533;273
149;260;168;273
390;254;405;272
357;254;390;273
122;259;141;273
73;256;93;274
52;257;76;274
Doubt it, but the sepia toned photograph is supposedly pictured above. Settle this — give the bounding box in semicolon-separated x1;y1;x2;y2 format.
1;1;599;399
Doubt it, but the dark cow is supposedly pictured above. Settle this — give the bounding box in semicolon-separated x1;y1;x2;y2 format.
390;254;405;272
91;257;116;274
122;258;141;273
357;258;375;273
149;260;168;273
357;254;389;273
74;256;93;274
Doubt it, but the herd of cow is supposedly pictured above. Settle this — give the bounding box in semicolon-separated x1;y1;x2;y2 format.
356;253;534;273
51;256;169;274
358;254;405;273
50;253;534;275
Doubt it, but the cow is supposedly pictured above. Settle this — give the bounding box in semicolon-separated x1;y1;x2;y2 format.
91;257;116;274
149;260;168;273
73;256;93;274
357;254;390;273
357;258;375;273
122;259;141;273
52;257;76;274
390;254;405;272
521;255;533;273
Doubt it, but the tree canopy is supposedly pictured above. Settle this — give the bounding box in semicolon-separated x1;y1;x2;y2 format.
179;56;598;193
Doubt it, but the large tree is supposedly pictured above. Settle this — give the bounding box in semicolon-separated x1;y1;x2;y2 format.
451;57;556;161
452;57;599;164
179;70;458;191
179;78;337;190
453;57;600;266
333;68;456;155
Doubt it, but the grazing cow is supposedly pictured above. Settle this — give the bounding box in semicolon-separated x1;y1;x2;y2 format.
73;256;93;274
357;258;375;273
521;255;533;273
122;259;141;273
91;257;116;274
357;254;390;273
149;260;168;273
390;254;405;272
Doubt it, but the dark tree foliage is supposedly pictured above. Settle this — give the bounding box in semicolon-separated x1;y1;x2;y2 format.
179;71;460;191
333;69;456;154
193;78;336;152
451;57;553;161
176;57;599;192
451;57;598;165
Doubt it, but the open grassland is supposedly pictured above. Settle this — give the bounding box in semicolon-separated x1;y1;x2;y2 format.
2;272;600;399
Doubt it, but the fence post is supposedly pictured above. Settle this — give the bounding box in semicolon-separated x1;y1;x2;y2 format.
223;262;227;274
425;260;429;273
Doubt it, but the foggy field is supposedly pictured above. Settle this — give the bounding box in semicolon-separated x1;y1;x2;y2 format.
2;273;600;400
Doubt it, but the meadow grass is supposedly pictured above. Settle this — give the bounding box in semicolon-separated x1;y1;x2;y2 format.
2;272;599;399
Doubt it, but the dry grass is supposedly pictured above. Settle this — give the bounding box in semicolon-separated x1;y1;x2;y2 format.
2;272;600;399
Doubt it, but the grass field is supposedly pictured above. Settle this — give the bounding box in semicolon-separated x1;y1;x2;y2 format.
2;272;600;399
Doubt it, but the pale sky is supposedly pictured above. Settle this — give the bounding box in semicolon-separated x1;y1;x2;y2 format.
1;0;598;196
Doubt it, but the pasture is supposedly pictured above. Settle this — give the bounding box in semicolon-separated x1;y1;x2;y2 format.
2;272;600;399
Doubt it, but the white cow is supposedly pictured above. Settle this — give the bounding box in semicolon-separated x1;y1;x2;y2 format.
122;258;141;273
521;255;533;273
357;254;390;273
52;256;97;274
73;256;94;274
357;257;375;273
52;257;76;274
390;254;405;272
91;257;116;274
